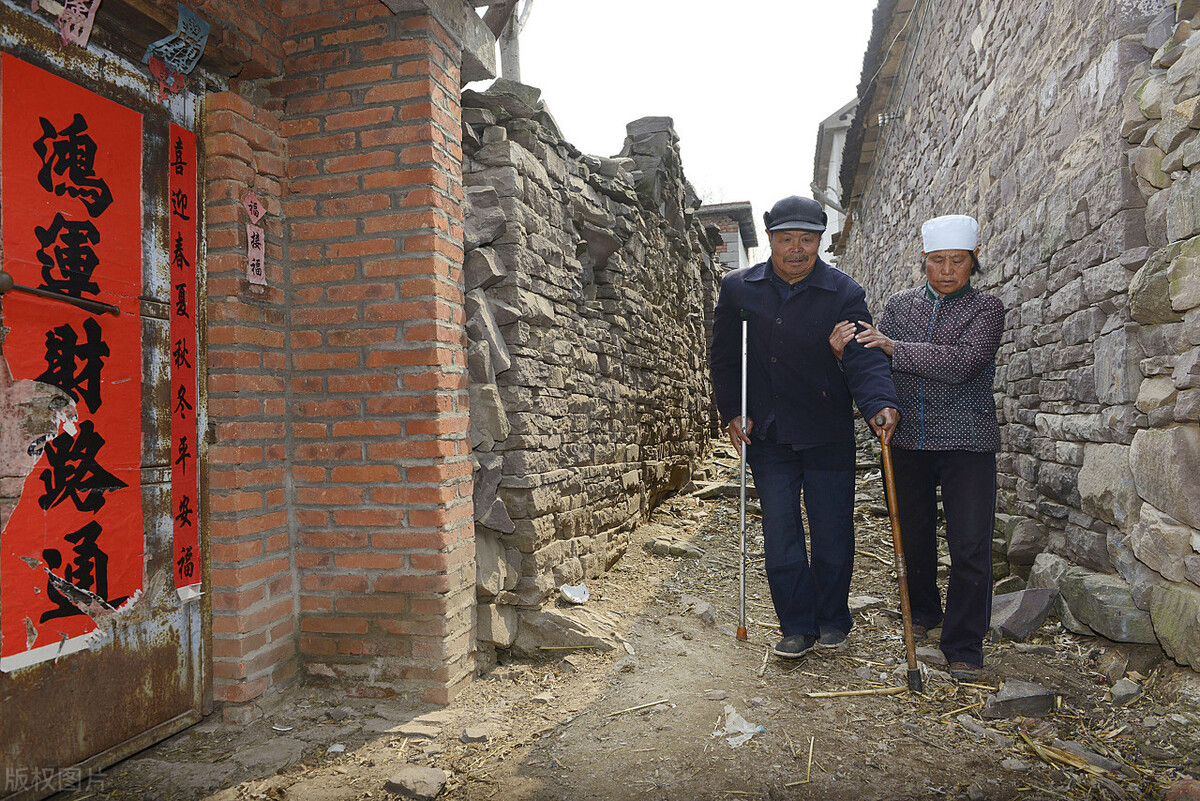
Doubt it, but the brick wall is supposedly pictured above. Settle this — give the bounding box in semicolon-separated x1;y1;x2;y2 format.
280;0;474;704
199;0;476;717
204;87;295;720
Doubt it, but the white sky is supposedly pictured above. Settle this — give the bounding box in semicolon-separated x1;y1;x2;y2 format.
483;1;879;262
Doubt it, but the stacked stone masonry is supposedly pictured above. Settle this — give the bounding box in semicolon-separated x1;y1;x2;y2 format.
840;0;1200;667
458;81;719;663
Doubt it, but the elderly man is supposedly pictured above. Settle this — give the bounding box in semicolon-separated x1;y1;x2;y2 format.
711;196;899;658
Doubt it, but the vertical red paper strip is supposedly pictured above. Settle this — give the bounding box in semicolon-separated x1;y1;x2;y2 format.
169;124;200;597
0;55;145;670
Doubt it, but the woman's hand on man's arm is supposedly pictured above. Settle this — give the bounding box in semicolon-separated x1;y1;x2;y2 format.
854;321;896;356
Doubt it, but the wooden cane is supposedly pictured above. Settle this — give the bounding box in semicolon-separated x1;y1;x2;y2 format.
875;415;923;693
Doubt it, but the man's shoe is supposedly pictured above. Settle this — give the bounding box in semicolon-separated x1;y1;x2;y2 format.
773;634;817;659
816;628;847;649
911;624;928;641
949;662;982;681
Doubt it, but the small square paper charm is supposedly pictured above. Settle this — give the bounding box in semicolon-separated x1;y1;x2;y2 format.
243;191;265;223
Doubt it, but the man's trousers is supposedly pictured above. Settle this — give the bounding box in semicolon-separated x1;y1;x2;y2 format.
747;437;856;638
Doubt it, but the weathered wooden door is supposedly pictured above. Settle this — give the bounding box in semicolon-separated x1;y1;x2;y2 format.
0;15;206;800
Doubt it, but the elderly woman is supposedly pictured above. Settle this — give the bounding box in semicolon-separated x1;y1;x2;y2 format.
830;215;1005;680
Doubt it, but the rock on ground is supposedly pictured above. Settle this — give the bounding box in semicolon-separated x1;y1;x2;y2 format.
990;588;1058;640
384;766;448;800
982;680;1056;719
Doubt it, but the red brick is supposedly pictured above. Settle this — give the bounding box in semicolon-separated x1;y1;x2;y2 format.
291;263;358;284
319;193;392;216
326;150;395;173
365;349;451;367
362;167;446;190
293;422;329;439
300;574;369;593
406;417;469;436
212;585;266;611
300;596;334;613
325;63;393;87
375;618;445;637
327;374;396;393
335;552;406;570
301;616;368;635
212;630;267;659
369;484;457;505
294;352;360;370
213;675;271;704
330;464;403;482
289;50;350;74
373;573;452;594
327;328;399;347
212;597;292;635
369;530;453;551
332;508;404;527
361;126;424;148
408;504;472;528
326;107;394;130
210;557;291;588
366;439;456;460
211;539;264;562
301;530;369;549
363;81;428;104
291;219;358;241
355;36;423;60
295;398;360;416
299;636;337;656
327;238;396;258
295;486;365;505
292;306;359;325
329;420;406;438
402;369;467;390
291;132;358;156
366;395;454;416
288;175;360;195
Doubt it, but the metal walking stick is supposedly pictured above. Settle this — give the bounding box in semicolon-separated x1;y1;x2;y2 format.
737;312;749;642
875;414;923;693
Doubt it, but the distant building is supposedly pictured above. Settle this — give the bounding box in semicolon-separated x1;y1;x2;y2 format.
696;202;758;273
811;98;857;262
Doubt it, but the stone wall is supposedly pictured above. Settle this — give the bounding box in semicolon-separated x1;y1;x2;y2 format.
1116;0;1200;668
459;81;719;662
840;0;1200;667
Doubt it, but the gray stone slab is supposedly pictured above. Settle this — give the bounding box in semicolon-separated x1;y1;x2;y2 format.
990;588;1058;640
981;680;1056;719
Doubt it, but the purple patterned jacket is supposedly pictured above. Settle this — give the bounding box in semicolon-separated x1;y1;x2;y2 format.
877;286;1005;452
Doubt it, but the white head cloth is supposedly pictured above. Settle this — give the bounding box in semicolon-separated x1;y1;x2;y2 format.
922;215;979;253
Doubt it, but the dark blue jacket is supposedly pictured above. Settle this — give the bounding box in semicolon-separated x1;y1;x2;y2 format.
711;258;898;450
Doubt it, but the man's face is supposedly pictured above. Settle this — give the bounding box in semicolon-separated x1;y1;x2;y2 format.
768;230;821;283
923;248;975;296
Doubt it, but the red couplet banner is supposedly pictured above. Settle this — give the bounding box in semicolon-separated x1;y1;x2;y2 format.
0;55;144;670
168;124;200;597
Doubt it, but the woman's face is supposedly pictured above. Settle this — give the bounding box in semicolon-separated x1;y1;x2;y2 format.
923;248;976;296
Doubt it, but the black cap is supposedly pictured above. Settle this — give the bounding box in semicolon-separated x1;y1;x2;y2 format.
763;196;827;233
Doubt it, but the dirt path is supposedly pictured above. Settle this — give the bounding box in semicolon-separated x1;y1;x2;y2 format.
64;442;1200;801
